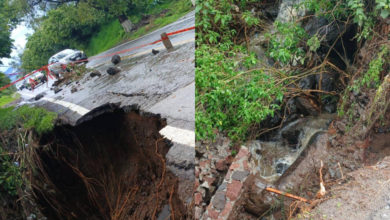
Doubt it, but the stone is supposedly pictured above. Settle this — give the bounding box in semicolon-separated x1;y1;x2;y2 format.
111;54;121;65
54;87;62;94
226;180;243;201
218;182;227;191
276;0;306;23
194;192;202;206
231;171;249;181
212;191;226;210
236;147;249;159
216;159;228;172
315;73;336;92
295;96;319;116
299;75;316;89
34;93;44;101
220;201;233;217
204;176;216;187
107;67;121;75
244;176;271;217
90;71;101;77
207;207;220;219
152;49;159;55
194;207;203;220
71;87;77;93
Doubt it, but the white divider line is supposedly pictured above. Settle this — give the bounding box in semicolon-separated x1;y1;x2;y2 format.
159;125;195;148
19;91;194;148
41;97;90;115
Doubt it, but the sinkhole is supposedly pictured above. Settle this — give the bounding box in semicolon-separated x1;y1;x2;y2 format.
28;104;187;220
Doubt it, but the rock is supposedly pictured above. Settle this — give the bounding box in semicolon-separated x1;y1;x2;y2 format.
276;0;306;23
226;180;243;201
194;192;203;206
299;75;316;89
71;87;78;93
295;96;319;116
315;73;336;92
212;191;226;210
275;161;289;174
324;103;337;113
215;159;228;172
281;129;301;148
107;67;121;75
244;176;272;217
152;49;159;55
231;171;250;181
54;87;62;94
90;71;101;77
34;93;44;101
111;55;121;65
304;17;341;44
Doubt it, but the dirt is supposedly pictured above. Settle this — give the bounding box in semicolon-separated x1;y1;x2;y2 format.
27;104;188;219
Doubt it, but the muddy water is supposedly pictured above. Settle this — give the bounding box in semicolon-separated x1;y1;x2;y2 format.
248;114;335;182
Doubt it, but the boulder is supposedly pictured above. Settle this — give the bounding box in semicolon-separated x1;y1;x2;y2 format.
295;96;319;116
90;70;101;77
152;49;159;55
111;55;121;65
107;67;121;75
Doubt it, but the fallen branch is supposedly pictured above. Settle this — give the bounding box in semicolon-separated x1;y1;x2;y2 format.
265;187;309;203
316;160;326;198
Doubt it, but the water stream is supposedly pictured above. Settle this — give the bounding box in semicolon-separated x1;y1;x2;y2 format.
248;114;335;182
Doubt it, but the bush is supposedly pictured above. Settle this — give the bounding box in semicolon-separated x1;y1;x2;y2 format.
0;105;57;135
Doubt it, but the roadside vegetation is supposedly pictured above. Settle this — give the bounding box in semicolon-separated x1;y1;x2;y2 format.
86;0;193;55
0;72;18;107
0;105;57;219
195;0;389;143
6;0;193;72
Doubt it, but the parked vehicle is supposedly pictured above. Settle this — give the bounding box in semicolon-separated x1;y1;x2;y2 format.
48;49;88;78
19;72;47;90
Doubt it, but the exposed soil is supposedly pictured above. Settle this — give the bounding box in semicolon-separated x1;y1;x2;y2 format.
27;104;188;219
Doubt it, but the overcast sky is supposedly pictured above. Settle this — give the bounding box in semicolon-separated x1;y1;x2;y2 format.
0;22;34;72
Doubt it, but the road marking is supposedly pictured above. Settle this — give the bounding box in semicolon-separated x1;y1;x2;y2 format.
159;125;195;148
19;91;194;147
41;97;90;115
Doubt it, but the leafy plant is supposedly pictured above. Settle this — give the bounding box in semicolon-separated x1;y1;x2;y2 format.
0;146;22;196
265;21;307;65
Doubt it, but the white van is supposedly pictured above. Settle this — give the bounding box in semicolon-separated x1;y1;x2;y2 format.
48;49;88;77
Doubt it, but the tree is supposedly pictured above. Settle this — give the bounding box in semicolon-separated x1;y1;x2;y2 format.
0;0;15;62
10;0;155;32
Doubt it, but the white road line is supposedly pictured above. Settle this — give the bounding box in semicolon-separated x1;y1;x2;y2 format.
159;125;195;148
19;91;194;147
41;97;90;115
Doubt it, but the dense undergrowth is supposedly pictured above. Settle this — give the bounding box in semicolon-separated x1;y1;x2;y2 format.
195;0;390;143
0;106;56;219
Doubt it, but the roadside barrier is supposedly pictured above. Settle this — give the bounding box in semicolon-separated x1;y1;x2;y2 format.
0;26;195;92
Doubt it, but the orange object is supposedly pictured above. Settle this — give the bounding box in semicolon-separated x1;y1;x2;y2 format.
266;187;310;203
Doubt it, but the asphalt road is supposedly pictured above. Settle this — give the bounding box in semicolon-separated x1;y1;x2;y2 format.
18;11;195;192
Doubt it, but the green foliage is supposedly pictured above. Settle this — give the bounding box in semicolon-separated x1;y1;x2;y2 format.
338;46;389;118
0;0;14;59
0;105;57;135
266;21;307;65
307;34;321;52
0;93;20;107
196;44;283;141
0;146;22;196
375;0;390;18
0;72;16;96
85;19;125;56
21;3;105;71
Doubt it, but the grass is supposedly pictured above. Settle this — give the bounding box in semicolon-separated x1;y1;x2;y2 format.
84;0;193;56
0;93;20;107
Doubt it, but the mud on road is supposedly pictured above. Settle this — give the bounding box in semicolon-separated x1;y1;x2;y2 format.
27;104;189;219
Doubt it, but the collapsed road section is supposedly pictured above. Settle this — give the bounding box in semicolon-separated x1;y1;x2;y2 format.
26;104;188;219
